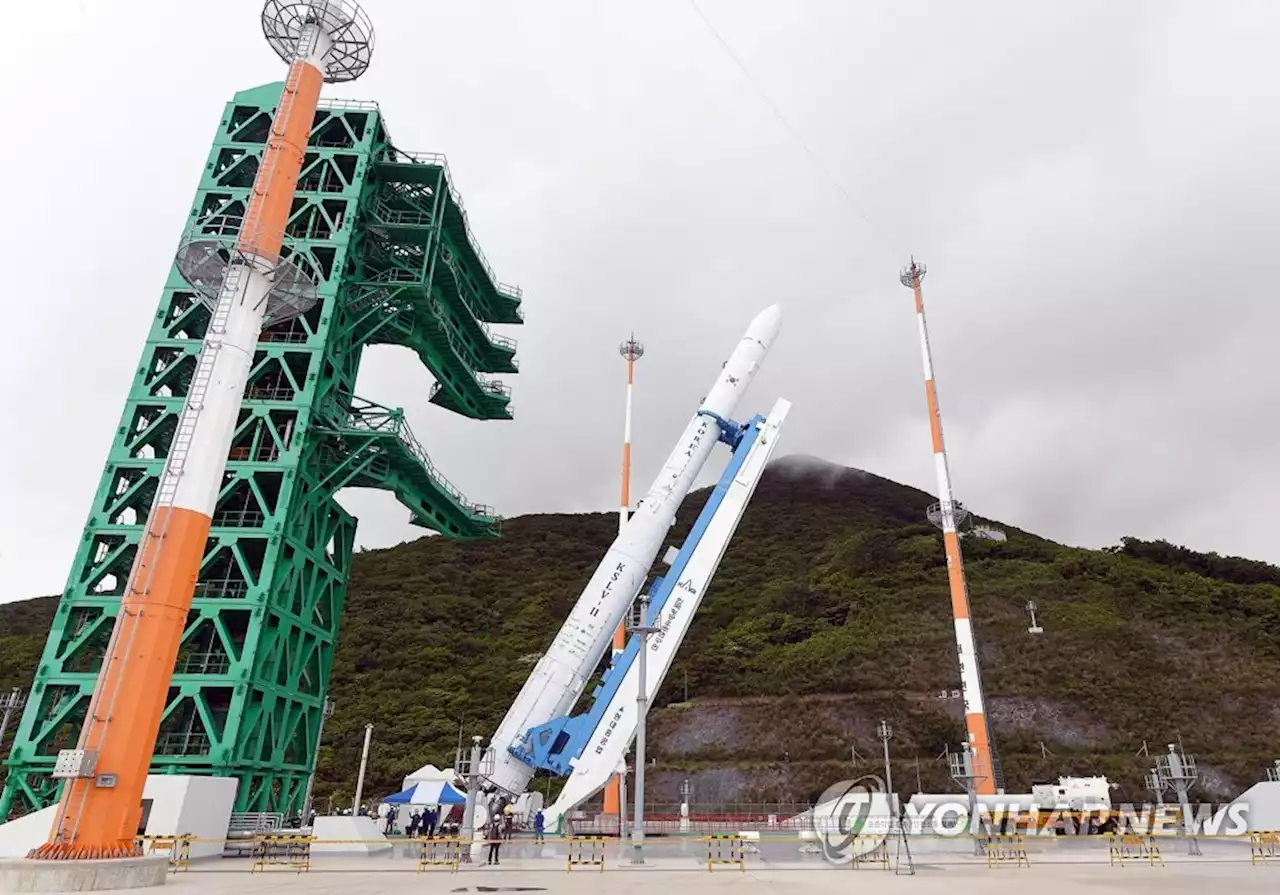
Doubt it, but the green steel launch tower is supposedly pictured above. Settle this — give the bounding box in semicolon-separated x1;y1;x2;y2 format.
0;83;521;818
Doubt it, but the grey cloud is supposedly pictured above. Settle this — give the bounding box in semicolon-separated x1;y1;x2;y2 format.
2;0;1278;604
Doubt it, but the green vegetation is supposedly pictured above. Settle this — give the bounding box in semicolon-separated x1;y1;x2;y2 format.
3;457;1279;809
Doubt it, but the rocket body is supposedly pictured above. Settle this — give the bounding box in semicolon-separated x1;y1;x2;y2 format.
484;305;781;797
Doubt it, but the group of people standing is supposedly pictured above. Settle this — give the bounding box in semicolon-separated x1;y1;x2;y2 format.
378;798;546;866
379;804;445;837
404;806;442;838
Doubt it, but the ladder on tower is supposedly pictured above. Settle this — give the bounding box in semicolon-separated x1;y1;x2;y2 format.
990;741;1007;793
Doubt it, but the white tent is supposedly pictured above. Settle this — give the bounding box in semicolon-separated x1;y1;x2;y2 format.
402;763;457;793
384;780;467;807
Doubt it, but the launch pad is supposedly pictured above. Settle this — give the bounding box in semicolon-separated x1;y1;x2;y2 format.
4;849;1276;894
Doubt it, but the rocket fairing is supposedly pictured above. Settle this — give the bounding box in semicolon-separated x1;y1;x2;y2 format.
483;305;782;797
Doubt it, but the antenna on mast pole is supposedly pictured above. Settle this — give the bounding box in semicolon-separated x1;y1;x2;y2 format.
901;258;1001;797
605;334;645;820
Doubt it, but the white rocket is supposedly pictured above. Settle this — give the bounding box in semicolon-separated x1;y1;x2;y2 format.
483;305;782;797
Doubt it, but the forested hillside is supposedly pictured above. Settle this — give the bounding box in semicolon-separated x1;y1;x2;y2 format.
3;456;1278;809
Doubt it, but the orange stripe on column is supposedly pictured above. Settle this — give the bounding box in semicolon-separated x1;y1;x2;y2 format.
941;530;970;620
38;507;212;859
966;711;996;795
241;59;325;261
923;380;945;455
620;441;632;512
603;776;622;815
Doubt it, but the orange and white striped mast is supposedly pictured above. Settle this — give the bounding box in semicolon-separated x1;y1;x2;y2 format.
605;335;644;816
899;259;996;796
33;1;374;860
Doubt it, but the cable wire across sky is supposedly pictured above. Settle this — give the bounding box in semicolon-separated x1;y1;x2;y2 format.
686;0;908;262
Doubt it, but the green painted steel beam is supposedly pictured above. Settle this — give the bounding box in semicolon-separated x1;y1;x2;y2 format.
0;84;520;820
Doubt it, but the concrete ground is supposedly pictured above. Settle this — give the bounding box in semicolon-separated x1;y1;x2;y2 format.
69;835;1279;895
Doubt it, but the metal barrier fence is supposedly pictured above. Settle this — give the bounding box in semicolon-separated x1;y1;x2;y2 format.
136;834;191;872
567;835;606;872
1108;834;1163;867
1251;831;1280;865
984;834;1030;869
251;833;313;873
852;837;891;870
706;834;745;872
416;836;461;872
80;830;1280;873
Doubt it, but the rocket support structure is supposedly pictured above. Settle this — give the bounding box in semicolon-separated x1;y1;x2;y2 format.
482;306;782;800
33;1;374;860
900;259;996;796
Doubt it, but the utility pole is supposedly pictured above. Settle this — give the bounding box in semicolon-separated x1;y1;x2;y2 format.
878;720;914;875
459;736;485;864
300;696;334;825
628;593;660;865
0;688;25;753
679;779;692;833
352;723;373;815
618;761;628;840
878;721;894;807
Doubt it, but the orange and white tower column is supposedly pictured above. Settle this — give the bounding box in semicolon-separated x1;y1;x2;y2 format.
899;259;996;796
33;1;374;860
605;335;644;816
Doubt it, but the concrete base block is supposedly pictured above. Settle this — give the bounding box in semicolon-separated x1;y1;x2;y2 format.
310;815;391;855
0;856;168;892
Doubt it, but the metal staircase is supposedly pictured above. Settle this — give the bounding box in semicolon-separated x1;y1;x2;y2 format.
318;397;500;539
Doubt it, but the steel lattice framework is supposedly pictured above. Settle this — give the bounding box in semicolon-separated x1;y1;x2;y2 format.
0;82;522;818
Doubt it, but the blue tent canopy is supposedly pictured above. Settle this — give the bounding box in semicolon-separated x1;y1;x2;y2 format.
384;780;467;805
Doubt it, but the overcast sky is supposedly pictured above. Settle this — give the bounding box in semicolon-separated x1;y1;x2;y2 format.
1;0;1277;605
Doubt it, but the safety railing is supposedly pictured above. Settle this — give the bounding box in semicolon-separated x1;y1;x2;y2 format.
229;812;285;835
340;397;494;518
177;651;231;675
372;203;433;227
228;444;281;463
155;732;210;756
436;246;518;357
193;579;249;599
245;385;295;402
379;146;523;317
211;508;266;528
317;98;381;113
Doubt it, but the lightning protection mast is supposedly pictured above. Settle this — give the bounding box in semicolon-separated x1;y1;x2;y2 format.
605;334;644;818
33;0;374;860
900;259;997;796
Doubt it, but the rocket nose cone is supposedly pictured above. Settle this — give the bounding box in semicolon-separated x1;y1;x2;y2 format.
748;304;782;344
